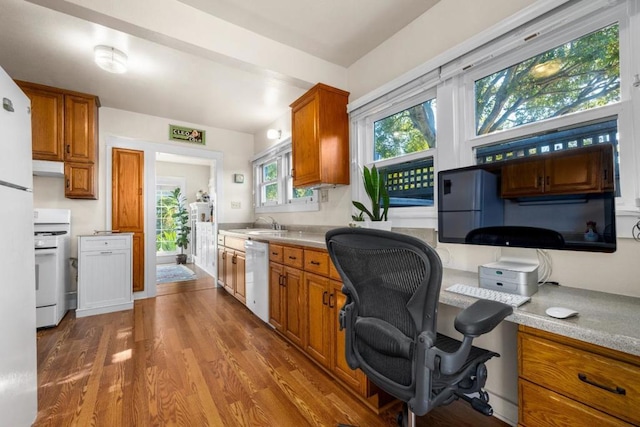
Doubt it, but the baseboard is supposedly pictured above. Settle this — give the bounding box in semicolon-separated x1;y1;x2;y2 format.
75;302;134;318
487;391;518;426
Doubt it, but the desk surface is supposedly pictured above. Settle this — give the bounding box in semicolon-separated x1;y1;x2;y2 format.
442;268;640;356
220;228;640;357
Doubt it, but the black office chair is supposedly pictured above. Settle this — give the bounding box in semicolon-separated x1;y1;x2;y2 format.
326;228;513;427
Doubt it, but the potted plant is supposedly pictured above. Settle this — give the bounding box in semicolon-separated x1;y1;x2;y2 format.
171;188;191;264
352;165;391;230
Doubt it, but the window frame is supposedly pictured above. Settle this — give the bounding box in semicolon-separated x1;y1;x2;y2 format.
350;0;640;232
155;176;186;256
460;3;636;210
253;138;319;214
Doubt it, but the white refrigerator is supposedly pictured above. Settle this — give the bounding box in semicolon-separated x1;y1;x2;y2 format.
0;66;38;425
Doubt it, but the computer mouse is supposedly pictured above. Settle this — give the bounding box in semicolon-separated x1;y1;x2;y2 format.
545;306;579;319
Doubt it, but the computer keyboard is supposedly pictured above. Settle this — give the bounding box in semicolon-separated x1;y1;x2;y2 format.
446;283;531;307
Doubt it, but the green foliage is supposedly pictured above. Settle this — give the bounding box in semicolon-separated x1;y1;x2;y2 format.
352;165;389;221
169;188;191;254
475;24;619;135
374;99;436;161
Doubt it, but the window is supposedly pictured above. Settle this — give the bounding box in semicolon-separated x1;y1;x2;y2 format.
350;1;638;229
253;140;318;213
156;177;186;254
374;98;437;161
474;24;619;136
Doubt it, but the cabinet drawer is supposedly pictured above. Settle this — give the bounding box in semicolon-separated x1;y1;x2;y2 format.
283;246;304;269
217;235;225;245
81;236;130;251
519;333;640;424
304;249;329;276
519;379;632;427
269;244;283;263
225;236;245;252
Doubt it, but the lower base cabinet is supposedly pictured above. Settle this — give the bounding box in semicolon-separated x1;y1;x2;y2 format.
269;243;391;413
518;325;640;426
76;234;133;318
218;235;246;304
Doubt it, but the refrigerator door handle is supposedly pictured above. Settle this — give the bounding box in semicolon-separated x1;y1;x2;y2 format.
0;179;32;192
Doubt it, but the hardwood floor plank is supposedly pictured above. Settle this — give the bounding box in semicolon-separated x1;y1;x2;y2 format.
34;265;510;427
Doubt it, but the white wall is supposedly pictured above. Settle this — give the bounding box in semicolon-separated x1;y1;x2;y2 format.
33;106;254;257
347;0;537;99
156;161;211;206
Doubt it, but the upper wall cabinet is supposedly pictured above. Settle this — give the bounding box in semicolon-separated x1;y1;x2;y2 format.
16;81;100;200
290;83;350;188
501;144;615;198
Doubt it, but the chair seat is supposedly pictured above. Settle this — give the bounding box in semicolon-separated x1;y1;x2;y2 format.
432;333;497;389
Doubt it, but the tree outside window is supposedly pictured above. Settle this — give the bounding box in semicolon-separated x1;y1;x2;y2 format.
475;24;619;135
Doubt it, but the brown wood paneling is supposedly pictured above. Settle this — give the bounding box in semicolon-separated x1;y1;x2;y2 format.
112;147;144;292
18;84;64;161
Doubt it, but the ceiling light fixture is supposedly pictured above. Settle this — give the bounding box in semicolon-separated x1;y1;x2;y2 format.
94;45;128;74
267;129;282;140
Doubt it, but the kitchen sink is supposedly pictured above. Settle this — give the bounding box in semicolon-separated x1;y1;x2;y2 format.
227;228;288;235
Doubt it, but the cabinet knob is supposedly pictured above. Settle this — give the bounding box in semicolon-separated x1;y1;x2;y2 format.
322;291;328;305
328;293;335;308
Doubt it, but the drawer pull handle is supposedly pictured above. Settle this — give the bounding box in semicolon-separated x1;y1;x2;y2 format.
288;256;297;260
310;261;321;266
322;291;328;305
578;373;626;395
272;252;278;256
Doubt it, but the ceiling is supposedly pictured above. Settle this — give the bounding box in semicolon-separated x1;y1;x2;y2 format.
0;0;438;135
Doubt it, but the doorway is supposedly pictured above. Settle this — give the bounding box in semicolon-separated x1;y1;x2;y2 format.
106;136;223;300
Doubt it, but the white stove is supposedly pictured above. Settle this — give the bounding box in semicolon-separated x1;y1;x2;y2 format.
34;208;71;328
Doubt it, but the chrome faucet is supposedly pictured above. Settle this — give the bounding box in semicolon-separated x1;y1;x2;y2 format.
254;216;281;230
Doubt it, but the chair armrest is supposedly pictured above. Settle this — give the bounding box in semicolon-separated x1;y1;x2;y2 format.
454;300;513;337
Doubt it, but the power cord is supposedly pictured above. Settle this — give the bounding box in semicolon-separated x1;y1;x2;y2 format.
633;219;640;242
536;249;552;285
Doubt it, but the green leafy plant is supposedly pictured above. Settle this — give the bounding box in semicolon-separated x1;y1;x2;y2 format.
352;165;390;221
170;188;191;256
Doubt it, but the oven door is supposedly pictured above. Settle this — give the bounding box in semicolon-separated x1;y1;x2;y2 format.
35;248;57;307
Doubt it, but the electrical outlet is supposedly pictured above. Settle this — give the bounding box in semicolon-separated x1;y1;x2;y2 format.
231;201;241;209
320;189;329;203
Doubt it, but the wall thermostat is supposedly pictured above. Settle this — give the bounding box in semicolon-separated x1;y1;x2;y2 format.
233;173;244;183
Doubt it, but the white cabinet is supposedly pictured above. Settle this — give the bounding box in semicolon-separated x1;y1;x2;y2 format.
76;234;133;318
194;222;216;278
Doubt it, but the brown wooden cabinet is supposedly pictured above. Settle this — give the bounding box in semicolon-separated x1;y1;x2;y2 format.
218;236;247;304
290;83;350;188
518;325;640;426
305;271;332;368
16;80;100;199
501;144;614;198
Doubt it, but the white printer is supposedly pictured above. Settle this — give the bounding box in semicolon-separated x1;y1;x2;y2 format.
479;261;539;296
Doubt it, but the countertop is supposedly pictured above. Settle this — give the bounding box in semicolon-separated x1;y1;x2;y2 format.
219;228;640;357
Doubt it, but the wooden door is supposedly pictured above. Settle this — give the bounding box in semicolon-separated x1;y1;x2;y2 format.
18;83;64;161
234;252;246;303
64;162;96;199
64;94;97;163
269;262;285;332
284;266;305;348
112;148;145;292
291;93;319;187
305;272;331;368
330;280;365;392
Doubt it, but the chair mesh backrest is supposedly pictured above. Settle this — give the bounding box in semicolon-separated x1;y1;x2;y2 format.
326;228;443;388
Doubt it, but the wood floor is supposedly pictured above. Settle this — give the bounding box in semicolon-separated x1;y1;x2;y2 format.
34;265;510;426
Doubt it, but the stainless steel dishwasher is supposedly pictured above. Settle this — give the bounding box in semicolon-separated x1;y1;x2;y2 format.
244;239;270;324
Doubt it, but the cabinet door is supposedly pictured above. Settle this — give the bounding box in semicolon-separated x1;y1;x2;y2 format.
545;150;600;194
234;252;246;304
269;262;285;331
501;160;544;198
78;250;131;309
291;94;320;187
224;249;234;294
305;272;331;368
131;233;145;293
64;162;97;199
284;266;305;348
64;94;97;163
331;280;365;392
19;84;64;161
217;247;226;287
